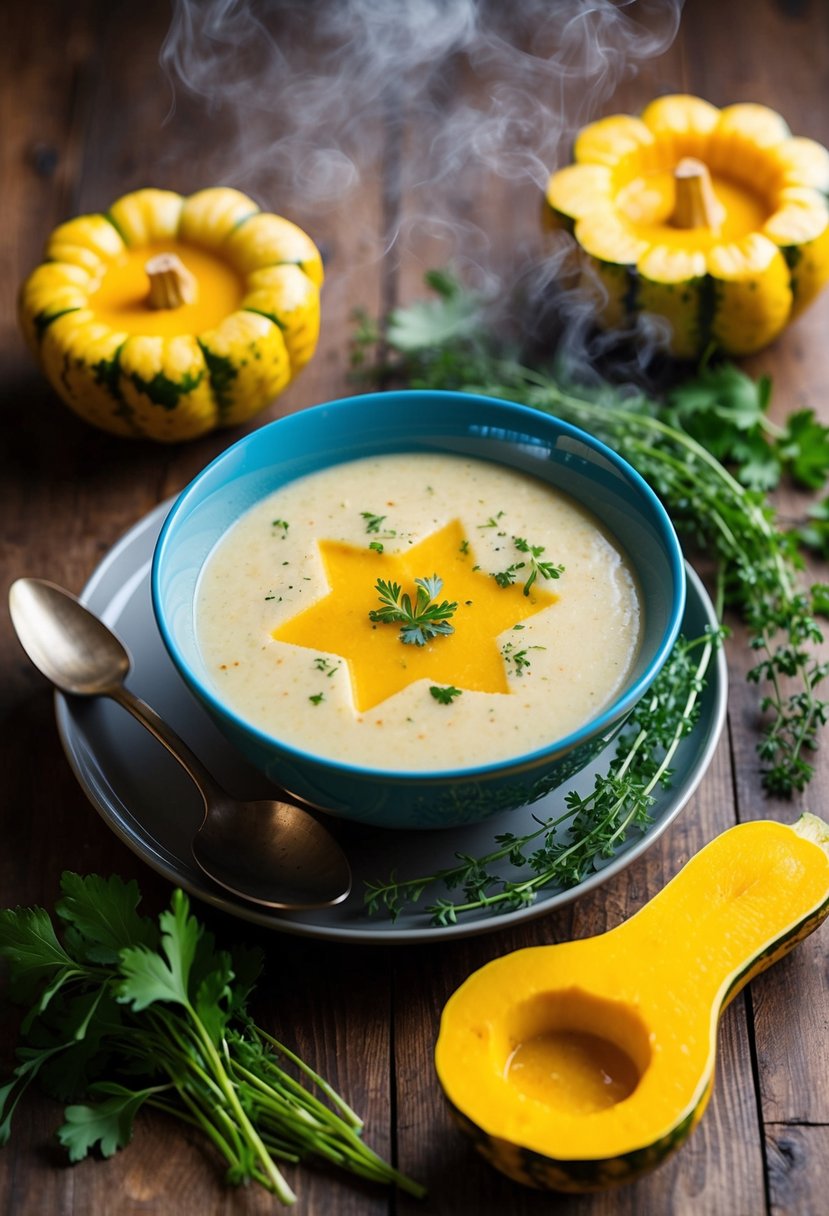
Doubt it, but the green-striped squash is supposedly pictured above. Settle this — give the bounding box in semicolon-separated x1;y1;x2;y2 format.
435;813;829;1192
18;187;323;442
545;95;829;358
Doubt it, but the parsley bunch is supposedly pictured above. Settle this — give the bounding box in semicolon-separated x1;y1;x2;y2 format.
0;874;423;1204
357;271;829;796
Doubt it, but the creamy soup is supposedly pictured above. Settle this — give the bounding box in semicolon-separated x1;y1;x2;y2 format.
195;453;642;771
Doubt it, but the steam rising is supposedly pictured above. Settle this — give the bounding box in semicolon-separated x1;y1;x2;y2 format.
161;0;685;366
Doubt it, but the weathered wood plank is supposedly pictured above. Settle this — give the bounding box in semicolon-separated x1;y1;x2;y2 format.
766;1123;829;1216
682;0;829;1175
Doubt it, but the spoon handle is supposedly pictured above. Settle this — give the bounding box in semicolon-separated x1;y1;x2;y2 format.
110;683;223;810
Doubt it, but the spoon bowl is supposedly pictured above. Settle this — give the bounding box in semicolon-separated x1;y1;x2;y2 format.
8;577;352;910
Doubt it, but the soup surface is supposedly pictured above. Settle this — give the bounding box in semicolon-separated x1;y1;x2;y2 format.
195;453;642;770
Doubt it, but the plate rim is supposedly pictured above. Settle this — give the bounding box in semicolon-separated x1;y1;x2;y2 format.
55;499;728;944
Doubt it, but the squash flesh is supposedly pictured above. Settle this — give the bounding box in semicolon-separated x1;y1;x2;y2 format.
88;240;245;337
435;817;829;1185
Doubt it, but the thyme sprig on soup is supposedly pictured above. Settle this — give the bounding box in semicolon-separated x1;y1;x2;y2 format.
195;453;642;771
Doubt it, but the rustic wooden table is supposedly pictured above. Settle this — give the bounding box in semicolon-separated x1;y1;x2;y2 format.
2;1;828;1213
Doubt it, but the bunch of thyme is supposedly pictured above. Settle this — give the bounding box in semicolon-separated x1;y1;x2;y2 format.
495;370;829;795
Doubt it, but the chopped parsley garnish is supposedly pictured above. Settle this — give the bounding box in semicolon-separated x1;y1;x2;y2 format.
478;511;506;531
313;657;340;678
369;574;457;646
492;562;524;589
361;511;399;552
309;692;325;705
271;518;289;535
361;510;397;536
429;685;463;704
492;536;564;596
501;640;545;676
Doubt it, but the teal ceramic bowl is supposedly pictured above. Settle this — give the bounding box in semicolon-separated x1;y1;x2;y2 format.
152;391;685;829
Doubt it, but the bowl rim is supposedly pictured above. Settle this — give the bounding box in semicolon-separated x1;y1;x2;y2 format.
152;389;686;783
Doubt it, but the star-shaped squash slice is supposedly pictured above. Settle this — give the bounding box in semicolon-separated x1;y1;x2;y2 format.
273;519;558;711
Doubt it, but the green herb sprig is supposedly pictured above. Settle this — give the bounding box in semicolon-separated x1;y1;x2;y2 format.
430;685;463;704
365;626;720;925
500;640;543;676
492;536;564;595
0;875;424;1203
369;575;458;646
361;511;385;532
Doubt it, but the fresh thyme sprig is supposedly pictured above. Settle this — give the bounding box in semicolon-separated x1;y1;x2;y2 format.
503;372;829;795
369;575;458;646
357;271;829;795
365;624;721;925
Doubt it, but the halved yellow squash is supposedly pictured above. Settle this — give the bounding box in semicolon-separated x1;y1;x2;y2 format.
436;813;829;1191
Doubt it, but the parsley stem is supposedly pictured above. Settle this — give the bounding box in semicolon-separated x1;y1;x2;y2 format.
187;1006;296;1203
252;1026;363;1127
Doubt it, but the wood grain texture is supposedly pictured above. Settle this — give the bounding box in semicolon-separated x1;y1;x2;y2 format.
2;1;829;1214
766;1124;829;1216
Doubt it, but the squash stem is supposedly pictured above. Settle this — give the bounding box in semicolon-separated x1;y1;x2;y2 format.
145;253;197;309
671;157;725;230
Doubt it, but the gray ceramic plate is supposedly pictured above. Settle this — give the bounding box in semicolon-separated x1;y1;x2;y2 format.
55;500;727;943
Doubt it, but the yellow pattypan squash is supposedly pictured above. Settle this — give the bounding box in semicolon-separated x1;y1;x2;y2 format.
546;95;829;358
18;187;323;441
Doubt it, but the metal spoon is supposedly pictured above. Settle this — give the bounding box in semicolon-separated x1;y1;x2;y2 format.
8;577;352;910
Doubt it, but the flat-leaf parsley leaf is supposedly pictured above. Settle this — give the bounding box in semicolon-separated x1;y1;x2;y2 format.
369;575;457;646
430;685;463;704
